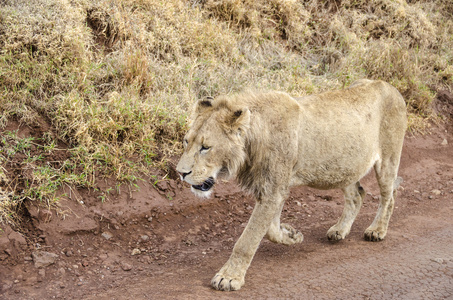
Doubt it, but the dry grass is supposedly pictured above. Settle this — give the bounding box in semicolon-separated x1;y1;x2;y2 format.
0;0;452;223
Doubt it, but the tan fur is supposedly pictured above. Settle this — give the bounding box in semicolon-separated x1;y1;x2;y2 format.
177;79;407;291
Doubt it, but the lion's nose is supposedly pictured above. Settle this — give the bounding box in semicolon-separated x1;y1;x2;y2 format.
179;171;192;179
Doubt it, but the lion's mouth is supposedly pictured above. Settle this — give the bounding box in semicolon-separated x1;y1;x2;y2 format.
192;177;215;192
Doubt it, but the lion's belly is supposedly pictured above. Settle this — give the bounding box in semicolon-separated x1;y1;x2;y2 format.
290;141;380;190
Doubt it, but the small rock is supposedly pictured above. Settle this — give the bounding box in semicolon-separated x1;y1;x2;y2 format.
413;190;420;194
121;263;132;271
156;180;169;191
431;258;444;264
147;217;153;222
140;235;150;242
295;201;302;207
131;248;141;256
32;251;58;268
60;217;98;234
8;231;27;247
101;232;113;240
65;250;73;257
441;139;448;146
431;189;441;195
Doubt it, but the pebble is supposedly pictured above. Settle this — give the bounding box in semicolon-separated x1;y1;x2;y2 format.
121;263;132;271
431;258;444;264
32;251;59;268
140;235;150;242
101;232;113;240
131;248;141;256
441;138;448;145
431;189;441;195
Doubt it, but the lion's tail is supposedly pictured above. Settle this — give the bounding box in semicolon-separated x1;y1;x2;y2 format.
393;177;403;192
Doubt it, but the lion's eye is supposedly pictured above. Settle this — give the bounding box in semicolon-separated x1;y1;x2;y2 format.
200;145;210;152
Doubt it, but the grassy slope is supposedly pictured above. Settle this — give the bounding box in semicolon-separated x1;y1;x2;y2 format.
0;0;452;224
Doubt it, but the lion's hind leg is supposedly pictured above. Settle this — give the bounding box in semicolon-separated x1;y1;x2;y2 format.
364;166;403;242
266;202;304;245
364;159;402;241
327;182;365;241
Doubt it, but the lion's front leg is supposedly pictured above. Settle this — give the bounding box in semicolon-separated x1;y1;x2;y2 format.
211;195;283;291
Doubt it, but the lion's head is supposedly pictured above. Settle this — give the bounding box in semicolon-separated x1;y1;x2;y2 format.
176;96;251;198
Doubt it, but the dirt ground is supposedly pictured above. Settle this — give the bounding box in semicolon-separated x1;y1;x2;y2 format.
1;93;453;299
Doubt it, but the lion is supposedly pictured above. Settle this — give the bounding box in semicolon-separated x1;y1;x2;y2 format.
176;79;407;291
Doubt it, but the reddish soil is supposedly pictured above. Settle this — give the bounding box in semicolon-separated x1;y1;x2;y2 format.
1;92;453;299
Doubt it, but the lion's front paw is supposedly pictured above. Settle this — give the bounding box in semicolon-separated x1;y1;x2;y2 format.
364;228;386;241
211;274;244;291
326;225;349;241
327;230;344;241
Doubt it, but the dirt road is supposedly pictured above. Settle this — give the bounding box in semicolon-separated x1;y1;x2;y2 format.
1;124;452;299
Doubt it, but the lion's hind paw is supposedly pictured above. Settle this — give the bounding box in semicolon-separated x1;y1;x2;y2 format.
281;223;304;244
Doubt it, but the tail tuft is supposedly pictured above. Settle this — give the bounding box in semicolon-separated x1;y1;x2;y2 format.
393;177;403;191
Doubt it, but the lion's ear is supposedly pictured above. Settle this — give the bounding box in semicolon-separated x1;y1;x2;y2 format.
196;96;214;113
229;108;251;132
